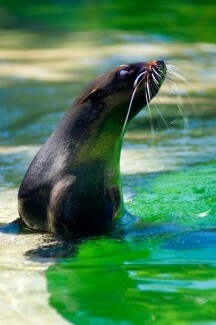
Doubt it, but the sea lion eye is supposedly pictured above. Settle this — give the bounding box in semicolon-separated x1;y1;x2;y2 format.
119;69;129;79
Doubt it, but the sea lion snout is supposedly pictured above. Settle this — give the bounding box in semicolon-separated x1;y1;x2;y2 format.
117;60;166;88
144;59;166;76
152;59;166;76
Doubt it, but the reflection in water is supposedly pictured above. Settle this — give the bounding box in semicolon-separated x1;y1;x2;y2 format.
45;223;216;324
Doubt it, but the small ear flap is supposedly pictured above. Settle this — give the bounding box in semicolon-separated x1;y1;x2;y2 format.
79;87;100;104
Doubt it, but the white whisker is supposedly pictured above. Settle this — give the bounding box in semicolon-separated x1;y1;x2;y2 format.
152;73;160;87
177;105;188;128
165;78;184;104
121;75;146;137
152;68;163;79
170;118;177;125
167;70;188;84
154;97;170;129
148;81;169;129
146;81;152;103
165;81;188;128
121;88;137;137
145;83;155;144
133;71;147;88
167;70;196;111
166;64;182;72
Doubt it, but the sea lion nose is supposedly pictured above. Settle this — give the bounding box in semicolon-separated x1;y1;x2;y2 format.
146;60;165;69
155;60;166;74
156;59;165;66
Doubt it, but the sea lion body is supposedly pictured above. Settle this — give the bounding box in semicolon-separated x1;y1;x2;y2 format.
18;60;166;235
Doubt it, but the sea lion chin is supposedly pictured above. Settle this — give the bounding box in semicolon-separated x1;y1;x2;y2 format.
18;59;167;236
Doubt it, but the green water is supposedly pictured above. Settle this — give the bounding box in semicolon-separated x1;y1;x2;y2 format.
0;1;216;324
46;161;216;325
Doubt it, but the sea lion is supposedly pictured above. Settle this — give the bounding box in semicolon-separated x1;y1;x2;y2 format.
18;60;166;236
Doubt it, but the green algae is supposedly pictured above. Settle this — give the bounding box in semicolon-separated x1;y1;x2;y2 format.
127;161;216;229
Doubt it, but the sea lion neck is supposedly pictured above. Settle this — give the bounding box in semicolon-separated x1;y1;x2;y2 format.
63;99;125;176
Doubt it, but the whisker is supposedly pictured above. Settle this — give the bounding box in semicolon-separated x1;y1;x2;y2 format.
148;80;169;130
166;74;176;83
146;80;152;103
166;64;193;91
148;80;155;101
121;87;138;137
167;72;197;112
165;80;183;106
166;78;194;124
133;71;147;88
165;78;184;105
165;81;188;128
152;68;163;79
145;82;155;144
121;75;146;137
152;73;160;87
166;64;182;72
154;96;170;129
167;70;189;84
170;118;177;125
177;104;188;128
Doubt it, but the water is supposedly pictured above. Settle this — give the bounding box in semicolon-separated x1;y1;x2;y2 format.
0;5;216;324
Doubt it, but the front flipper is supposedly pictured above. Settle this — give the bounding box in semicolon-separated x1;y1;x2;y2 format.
48;175;77;233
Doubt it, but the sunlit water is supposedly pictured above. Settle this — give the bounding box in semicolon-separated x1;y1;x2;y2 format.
0;29;215;324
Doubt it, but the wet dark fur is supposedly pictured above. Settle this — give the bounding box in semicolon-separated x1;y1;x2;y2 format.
18;60;166;236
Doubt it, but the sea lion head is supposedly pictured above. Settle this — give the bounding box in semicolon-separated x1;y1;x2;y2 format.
77;59;166;132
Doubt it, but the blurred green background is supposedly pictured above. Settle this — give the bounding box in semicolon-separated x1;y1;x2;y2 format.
0;0;215;43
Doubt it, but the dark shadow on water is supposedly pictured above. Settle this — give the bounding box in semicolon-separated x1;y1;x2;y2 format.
7;212;213;260
162;229;216;251
0;219;21;234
